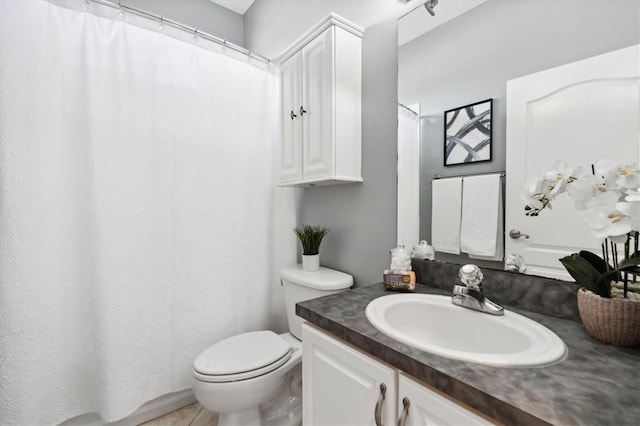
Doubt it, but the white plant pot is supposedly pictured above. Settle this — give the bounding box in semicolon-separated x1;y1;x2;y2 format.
302;254;320;272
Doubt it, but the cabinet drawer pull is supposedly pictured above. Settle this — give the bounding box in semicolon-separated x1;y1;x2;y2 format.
290;110;297;120
397;397;410;426
300;106;307;116
374;383;386;426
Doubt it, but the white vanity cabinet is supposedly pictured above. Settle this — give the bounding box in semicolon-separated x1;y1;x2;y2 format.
302;323;493;425
397;372;492;426
302;323;397;425
278;14;362;187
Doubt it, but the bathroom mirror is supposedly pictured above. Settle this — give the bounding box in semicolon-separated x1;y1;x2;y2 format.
398;0;640;278
398;0;502;272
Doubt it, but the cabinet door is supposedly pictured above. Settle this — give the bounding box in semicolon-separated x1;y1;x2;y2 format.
301;27;335;180
280;52;303;183
398;372;493;426
303;323;397;426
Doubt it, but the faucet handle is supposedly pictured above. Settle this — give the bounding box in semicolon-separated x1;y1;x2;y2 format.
453;284;469;295
452;283;485;303
458;264;484;287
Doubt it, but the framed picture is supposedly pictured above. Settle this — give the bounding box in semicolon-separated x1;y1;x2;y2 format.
444;99;493;166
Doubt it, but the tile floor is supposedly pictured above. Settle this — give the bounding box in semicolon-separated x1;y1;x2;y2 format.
139;403;218;426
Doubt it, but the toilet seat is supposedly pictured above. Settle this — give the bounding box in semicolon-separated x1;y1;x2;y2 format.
193;330;292;383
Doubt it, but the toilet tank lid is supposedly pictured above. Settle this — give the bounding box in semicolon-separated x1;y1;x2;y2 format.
280;265;353;290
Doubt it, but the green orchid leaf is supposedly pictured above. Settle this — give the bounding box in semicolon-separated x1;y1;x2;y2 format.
559;253;602;295
578;250;610;274
594;271;617;298
618;253;640;270
619;266;640;276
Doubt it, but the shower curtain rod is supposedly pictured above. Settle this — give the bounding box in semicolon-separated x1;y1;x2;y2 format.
91;0;271;65
398;103;419;116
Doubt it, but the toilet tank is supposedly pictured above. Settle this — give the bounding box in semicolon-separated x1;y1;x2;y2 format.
280;265;353;339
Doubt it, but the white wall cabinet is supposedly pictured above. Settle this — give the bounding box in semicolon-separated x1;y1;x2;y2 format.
302;323;493;425
278;15;362;187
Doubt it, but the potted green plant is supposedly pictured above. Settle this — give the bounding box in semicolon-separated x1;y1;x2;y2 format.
293;224;330;272
523;159;640;346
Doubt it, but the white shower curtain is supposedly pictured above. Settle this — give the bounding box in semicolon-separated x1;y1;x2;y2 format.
0;1;290;424
397;105;420;248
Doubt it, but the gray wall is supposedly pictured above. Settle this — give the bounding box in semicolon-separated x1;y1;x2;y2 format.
399;0;640;269
297;20;398;287
124;0;244;46
245;4;399;287
243;1;415;58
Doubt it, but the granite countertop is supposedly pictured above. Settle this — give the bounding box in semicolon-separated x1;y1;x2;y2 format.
297;283;640;426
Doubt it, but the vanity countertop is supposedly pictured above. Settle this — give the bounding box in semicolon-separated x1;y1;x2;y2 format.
297;283;640;426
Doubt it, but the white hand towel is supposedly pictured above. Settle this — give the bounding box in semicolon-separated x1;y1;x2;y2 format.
431;177;463;254
461;174;504;260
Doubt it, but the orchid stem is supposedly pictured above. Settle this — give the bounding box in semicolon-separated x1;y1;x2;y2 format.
634;231;639;284
625;234;630;292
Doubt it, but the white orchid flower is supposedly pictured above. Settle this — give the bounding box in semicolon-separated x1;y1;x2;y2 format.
617;200;640;233
524;159;638;298
567;174;598;210
521;192;544;211
543;161;580;199
521;177;551;212
522;160;639;226
585;189;621;209
625;187;640;202
593;159;620;191
615;163;640;189
525;176;550;196
584;197;638;242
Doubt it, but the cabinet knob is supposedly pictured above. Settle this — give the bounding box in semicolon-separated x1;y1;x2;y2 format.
300;106;307;116
397;397;410;426
290;110;297;120
374;383;386;426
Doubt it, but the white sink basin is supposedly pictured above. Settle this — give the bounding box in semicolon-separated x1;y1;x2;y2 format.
365;294;566;368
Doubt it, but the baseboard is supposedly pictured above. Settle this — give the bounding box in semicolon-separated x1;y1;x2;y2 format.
59;389;197;426
115;389;197;426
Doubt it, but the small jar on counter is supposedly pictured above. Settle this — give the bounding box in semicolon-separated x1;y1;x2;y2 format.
411;240;435;260
390;244;412;271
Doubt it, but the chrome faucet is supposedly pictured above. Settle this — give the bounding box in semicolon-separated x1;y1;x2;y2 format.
452;264;504;315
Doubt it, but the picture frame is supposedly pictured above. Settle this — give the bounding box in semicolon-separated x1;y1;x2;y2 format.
444;98;493;166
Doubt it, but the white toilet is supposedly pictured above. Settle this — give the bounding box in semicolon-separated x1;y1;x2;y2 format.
192;265;353;426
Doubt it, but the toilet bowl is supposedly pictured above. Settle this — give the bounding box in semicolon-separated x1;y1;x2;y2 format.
192;265;353;426
193;331;302;426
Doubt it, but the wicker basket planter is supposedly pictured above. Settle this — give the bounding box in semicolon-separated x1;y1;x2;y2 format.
577;288;640;347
